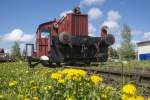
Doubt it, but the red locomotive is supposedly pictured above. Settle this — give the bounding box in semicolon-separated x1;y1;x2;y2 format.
26;7;115;67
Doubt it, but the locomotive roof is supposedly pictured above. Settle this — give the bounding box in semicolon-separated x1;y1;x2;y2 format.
137;40;150;45
38;21;55;29
36;20;55;33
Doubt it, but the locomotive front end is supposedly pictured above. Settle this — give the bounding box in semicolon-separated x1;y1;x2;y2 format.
26;7;115;67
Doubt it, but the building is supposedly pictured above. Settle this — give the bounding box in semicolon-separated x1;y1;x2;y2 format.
137;40;150;61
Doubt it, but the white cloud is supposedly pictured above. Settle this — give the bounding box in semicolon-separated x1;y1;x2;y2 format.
144;32;150;40
1;29;34;42
20;34;34;42
107;10;121;21
88;8;102;20
60;10;73;17
3;29;24;41
80;0;105;7
88;23;96;36
102;10;121;32
102;21;119;31
0;36;2;41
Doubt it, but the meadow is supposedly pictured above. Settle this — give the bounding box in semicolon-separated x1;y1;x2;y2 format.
0;61;149;100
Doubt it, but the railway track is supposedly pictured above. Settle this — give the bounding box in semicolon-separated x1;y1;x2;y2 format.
63;66;150;89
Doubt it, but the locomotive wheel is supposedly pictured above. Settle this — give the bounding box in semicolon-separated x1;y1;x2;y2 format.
59;32;72;44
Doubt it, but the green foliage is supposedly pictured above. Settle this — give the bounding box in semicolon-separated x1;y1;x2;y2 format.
108;47;119;59
11;42;21;60
118;25;135;60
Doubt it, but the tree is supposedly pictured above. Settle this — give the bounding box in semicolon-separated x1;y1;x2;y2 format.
108;47;119;59
11;42;21;60
118;25;135;60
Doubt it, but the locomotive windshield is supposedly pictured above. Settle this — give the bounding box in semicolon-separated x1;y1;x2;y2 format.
41;29;49;38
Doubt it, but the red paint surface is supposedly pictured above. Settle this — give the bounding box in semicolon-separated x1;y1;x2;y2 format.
35;11;89;57
58;14;88;36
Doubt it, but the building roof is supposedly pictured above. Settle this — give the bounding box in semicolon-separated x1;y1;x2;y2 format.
137;40;150;45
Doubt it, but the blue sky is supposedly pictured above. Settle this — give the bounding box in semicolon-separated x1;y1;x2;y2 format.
0;0;150;52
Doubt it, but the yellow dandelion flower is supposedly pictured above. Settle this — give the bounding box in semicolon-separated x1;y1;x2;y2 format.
44;84;52;90
9;80;17;87
106;86;113;91
77;69;86;76
25;71;29;74
58;79;65;84
101;94;107;99
90;75;103;84
44;86;47;90
62;69;86;77
47;85;52;89
33;96;38;100
0;95;4;99
122;94;130;100
127;96;136;100
24;98;30;100
148;96;150;100
122;84;136;95
51;72;62;80
31;86;37;90
62;69;86;81
17;94;23;99
136;96;145;100
67;96;73;100
30;80;35;85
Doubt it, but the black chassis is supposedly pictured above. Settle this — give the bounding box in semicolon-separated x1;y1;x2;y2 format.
49;36;109;64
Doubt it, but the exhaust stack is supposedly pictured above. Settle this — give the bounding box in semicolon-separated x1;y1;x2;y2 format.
101;26;108;37
100;26;115;45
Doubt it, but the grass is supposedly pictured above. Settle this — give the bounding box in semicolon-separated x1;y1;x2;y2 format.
0;62;60;99
0;61;149;100
89;60;150;72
